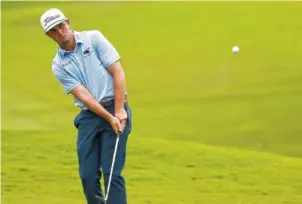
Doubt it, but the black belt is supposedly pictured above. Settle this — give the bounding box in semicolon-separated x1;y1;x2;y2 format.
101;98;128;107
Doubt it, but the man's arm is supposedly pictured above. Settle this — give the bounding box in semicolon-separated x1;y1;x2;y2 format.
107;61;126;116
70;85;122;133
70;85;112;120
52;62;122;133
91;30;128;129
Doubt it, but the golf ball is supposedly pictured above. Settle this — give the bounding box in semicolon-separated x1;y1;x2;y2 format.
232;46;239;53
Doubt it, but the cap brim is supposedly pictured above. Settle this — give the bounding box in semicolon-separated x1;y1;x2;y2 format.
44;18;67;33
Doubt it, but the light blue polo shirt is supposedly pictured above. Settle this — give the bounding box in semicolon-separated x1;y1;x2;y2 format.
52;30;120;110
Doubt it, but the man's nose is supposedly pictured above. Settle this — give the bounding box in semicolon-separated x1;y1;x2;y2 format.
58;28;63;35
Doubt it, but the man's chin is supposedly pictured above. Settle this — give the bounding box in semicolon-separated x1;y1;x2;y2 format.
59;40;70;48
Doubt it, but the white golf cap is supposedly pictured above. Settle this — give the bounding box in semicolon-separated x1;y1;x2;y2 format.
40;8;67;32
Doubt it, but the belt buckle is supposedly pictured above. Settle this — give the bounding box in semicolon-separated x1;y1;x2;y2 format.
102;100;112;107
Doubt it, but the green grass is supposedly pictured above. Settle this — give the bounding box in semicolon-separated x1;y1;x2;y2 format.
2;1;302;204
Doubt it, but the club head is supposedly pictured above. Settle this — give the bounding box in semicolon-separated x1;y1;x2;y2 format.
95;195;106;204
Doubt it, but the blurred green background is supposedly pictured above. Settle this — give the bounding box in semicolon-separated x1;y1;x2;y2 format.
2;1;302;204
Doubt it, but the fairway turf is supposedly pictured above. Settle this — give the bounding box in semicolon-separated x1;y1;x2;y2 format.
2;1;302;204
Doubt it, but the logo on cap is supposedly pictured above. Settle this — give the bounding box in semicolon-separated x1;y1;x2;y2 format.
44;14;61;26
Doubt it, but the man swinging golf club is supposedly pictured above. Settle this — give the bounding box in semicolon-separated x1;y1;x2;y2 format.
40;8;132;204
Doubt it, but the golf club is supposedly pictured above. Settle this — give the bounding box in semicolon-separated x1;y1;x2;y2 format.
104;133;120;204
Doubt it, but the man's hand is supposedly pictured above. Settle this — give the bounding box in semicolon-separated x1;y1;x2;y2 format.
115;108;127;132
108;115;123;134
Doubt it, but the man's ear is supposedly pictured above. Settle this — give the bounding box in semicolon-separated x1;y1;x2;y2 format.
66;19;70;25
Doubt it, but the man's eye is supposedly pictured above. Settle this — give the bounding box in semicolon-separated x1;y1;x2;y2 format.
58;22;65;28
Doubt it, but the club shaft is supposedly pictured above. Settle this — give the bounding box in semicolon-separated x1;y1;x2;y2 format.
105;135;120;202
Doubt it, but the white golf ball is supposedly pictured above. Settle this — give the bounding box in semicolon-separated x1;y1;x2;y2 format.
232;46;239;53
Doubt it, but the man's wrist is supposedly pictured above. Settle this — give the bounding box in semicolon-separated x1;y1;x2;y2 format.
114;97;125;110
96;107;113;122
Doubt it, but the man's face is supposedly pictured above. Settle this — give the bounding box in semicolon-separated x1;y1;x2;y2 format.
45;20;73;47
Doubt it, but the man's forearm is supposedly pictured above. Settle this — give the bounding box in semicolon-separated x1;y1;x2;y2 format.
71;85;113;121
107;61;127;113
84;97;113;121
112;68;126;113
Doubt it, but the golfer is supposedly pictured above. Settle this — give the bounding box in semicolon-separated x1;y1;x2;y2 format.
40;8;132;204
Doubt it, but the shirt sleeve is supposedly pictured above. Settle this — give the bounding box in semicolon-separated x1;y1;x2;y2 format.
52;62;80;94
91;30;121;68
